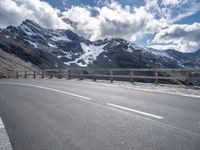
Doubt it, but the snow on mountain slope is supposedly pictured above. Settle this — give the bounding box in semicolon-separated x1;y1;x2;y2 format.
51;35;71;42
65;43;106;67
148;48;171;58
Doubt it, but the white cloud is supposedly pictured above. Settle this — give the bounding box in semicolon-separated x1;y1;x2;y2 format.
152;23;200;52
145;0;200;23
62;6;101;39
61;1;166;41
61;0;200;45
0;0;71;29
161;0;185;6
0;0;199;52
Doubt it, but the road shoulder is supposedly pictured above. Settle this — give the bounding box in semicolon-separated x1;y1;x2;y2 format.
0;117;13;150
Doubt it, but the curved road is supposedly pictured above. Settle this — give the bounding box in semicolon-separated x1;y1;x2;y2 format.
0;79;200;150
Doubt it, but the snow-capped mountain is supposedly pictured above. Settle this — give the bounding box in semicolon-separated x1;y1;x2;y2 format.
4;20;91;63
0;19;200;70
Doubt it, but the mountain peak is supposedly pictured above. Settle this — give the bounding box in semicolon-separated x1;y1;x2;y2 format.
20;19;43;30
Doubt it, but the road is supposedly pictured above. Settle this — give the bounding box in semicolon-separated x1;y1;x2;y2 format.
0;79;200;150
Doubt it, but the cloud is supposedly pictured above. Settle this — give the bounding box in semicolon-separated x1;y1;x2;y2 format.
0;0;70;29
161;0;185;6
61;0;200;45
152;23;200;52
61;1;166;41
61;6;101;39
145;0;200;23
0;0;199;52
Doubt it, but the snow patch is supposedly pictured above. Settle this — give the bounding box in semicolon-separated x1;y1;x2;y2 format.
66;43;105;67
131;43;172;58
28;41;38;48
59;50;72;59
5;35;10;39
48;43;57;48
51;36;71;42
149;49;170;57
126;48;133;53
20;24;34;36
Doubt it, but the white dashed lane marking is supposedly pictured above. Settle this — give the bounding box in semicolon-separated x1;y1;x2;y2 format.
107;103;164;119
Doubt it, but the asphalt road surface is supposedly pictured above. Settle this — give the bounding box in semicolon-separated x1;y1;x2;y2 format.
0;79;200;150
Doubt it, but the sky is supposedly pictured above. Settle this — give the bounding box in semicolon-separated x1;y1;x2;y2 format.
0;0;200;52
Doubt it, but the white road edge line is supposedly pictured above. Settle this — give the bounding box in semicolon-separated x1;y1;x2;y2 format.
107;103;163;119
0;117;13;150
0;117;5;129
0;82;91;100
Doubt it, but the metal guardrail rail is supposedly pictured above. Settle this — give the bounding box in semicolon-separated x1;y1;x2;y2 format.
4;68;200;86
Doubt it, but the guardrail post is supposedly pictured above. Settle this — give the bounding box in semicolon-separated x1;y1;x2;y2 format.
50;71;53;79
154;69;158;85
58;71;62;79
68;69;71;79
185;70;189;86
7;71;10;79
41;71;44;78
80;69;83;80
64;70;67;79
33;71;36;79
16;71;19;79
130;70;134;83
24;71;27;78
110;70;113;83
93;69;96;81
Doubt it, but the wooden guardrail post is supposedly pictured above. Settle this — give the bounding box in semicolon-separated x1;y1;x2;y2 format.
110;70;113;83
68;69;71;79
93;69;96;81
80;69;83;80
33;71;36;79
58;71;62;79
185;70;189;86
50;71;53;79
24;71;27;78
16;71;19;79
7;71;10;79
130;70;134;83
41;71;44;78
154;69;158;84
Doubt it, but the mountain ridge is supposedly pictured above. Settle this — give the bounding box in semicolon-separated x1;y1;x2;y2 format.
0;19;200;71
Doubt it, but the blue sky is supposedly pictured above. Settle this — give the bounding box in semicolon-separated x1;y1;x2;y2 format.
44;0;200;25
45;0;145;9
0;0;200;52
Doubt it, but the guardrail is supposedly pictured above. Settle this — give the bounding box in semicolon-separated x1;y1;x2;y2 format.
5;68;200;86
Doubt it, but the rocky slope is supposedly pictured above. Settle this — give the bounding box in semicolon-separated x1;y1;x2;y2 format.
0;26;65;71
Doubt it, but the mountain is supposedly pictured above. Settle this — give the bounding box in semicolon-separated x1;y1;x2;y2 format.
165;49;200;68
0;21;66;71
0;19;200;72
